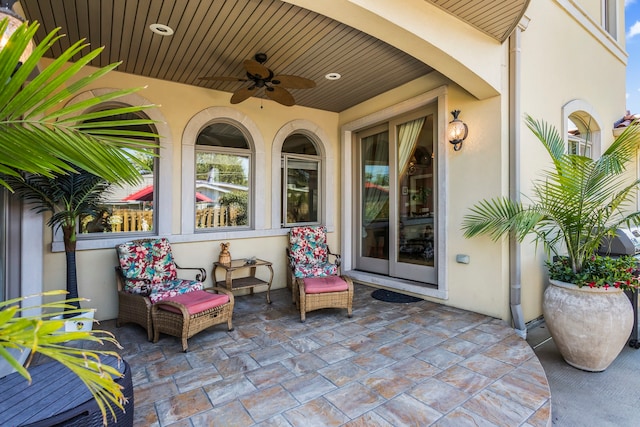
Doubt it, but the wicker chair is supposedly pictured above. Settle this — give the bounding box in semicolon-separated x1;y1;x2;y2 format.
115;238;207;341
152;287;234;352
286;226;353;321
286;225;341;304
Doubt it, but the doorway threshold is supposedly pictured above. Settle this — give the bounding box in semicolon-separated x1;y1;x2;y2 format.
344;269;446;300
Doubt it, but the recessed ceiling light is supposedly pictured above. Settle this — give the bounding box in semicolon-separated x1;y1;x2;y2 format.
149;23;174;36
325;73;341;80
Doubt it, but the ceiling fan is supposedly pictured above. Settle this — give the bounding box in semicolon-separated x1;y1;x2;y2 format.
199;53;316;106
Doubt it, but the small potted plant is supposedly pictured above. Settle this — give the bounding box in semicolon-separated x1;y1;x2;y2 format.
462;114;640;371
3;167;111;324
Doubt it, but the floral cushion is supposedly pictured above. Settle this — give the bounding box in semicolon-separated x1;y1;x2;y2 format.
289;226;340;278
289;226;329;266
292;262;339;279
116;238;203;302
147;279;204;304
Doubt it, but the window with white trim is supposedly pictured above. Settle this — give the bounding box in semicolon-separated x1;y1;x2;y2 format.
195;123;251;230
567;117;593;158
80;109;157;236
562;100;601;160
602;0;617;39
281;133;321;227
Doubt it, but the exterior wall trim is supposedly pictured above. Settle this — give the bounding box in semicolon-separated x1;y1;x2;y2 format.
270;120;335;230
181;107;266;235
340;86;449;300
52;90;172;252
554;0;627;64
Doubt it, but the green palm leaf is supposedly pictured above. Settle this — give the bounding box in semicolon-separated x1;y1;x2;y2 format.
0;19;159;188
0;292;126;426
463;114;640;274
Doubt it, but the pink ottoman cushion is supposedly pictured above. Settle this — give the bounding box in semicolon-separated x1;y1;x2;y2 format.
159;290;229;315
303;276;349;294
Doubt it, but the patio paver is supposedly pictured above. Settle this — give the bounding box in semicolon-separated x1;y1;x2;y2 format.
90;283;552;426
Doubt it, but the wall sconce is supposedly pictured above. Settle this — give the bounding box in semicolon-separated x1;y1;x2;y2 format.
447;110;468;151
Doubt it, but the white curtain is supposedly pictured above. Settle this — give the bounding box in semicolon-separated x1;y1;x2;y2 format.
398;117;425;177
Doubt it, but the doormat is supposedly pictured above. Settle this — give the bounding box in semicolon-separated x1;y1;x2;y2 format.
371;289;422;303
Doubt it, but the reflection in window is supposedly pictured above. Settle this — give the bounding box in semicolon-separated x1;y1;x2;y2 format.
282;134;320;226
567;116;593;158
603;0;617;39
80;111;157;235
195;123;251;229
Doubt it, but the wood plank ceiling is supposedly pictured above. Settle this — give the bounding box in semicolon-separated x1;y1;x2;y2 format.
426;0;530;42
18;0;528;112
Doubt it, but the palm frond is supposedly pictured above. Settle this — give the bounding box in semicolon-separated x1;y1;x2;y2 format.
0;292;126;425
464;115;640;274
524;114;566;164
0;20;160;189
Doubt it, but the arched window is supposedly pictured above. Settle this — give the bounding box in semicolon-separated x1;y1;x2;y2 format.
80;109;157;236
567;116;593;157
563;100;601;159
281;133;321;226
195;123;252;229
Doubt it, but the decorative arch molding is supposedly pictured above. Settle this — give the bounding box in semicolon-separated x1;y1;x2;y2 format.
52;89;172;251
270;119;335;229
562;99;602;158
181;107;266;234
282;0;505;99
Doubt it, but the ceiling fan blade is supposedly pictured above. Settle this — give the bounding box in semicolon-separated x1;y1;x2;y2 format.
244;59;271;79
266;86;295;106
272;75;316;89
199;76;248;82
230;87;256;104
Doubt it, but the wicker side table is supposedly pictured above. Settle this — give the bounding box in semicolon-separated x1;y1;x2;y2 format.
213;258;274;303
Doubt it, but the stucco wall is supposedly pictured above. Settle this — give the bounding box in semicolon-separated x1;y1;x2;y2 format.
41;67;341;320
36;0;629;327
517;0;628;322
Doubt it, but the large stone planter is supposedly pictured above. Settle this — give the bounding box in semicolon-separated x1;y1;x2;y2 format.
543;279;633;372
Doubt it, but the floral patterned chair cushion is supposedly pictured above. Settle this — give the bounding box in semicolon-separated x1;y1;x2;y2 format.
116;238;203;302
288;226;340;279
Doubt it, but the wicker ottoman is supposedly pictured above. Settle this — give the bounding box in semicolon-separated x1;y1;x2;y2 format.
151;287;234;352
297;275;354;322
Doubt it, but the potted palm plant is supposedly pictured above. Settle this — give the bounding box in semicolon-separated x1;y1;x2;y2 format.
1;16;158;423
3;168;111;321
462;114;640;372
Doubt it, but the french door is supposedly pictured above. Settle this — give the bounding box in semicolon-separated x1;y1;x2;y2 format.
356;105;437;284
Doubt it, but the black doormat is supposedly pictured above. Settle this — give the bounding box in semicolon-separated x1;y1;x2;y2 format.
371;289;422;303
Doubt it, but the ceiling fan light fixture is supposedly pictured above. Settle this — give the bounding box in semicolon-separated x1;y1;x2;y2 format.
200;53;315;106
325;72;341;80
149;23;174;36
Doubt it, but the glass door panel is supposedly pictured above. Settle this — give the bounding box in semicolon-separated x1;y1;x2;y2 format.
355;104;437;285
392;111;436;283
357;126;389;274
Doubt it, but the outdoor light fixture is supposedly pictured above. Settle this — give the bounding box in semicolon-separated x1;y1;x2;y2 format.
0;0;33;64
447;110;468;151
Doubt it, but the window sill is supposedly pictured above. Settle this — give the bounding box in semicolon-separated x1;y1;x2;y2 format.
51;226;335;252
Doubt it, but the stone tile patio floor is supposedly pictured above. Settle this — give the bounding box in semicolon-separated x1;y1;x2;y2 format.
97;283;551;426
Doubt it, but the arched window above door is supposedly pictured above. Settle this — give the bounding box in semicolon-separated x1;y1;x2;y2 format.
562;100;602;159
